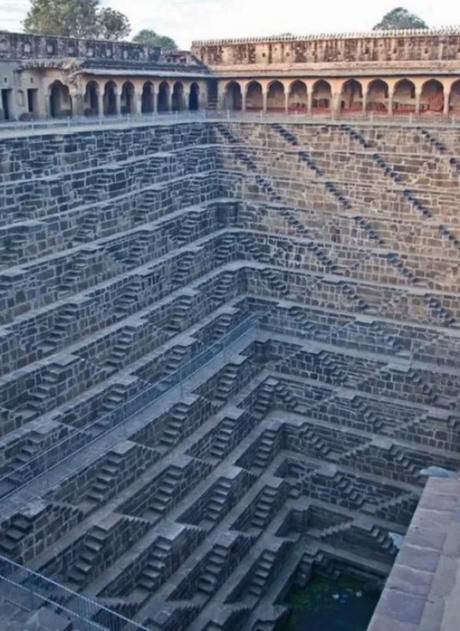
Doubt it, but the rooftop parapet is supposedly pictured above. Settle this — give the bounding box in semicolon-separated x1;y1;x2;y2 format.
191;27;460;67
0;30;201;68
192;26;460;46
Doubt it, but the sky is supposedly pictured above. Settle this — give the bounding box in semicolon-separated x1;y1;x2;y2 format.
0;0;458;48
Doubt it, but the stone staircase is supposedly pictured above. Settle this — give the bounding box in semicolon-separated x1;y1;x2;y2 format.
261;268;289;296
103;329;135;372
137;536;173;591
209;418;239;459
42;304;80;353
246;549;278;598
160;402;190;447
214;365;240;404
250;487;282;530
197;544;230;595
212;272;235;303
149;466;184;515
115;278;143;318
67;525;108;585
205;478;234;523
74;211;98;243
0;514;32;558
172;252;196;287
252;429;280;470
420;128;460;173
164;296;193;333
85;451;125;504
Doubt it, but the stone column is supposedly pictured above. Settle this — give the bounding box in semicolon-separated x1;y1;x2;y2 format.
241;89;247;112
184;85;191;112
262;88;268;113
132;90;141;115
388;87;394;116
72;90;85;117
331;92;341;117
114;90;121;116
199;83;207;110
97;90;104;117
285;90;289;114
444;87;450;116
415;88;421;115
307;89;313;114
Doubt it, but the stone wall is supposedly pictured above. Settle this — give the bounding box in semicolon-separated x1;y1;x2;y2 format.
0;119;458;630
192;28;460;67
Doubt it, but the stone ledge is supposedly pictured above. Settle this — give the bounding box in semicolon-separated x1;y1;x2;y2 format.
368;476;460;630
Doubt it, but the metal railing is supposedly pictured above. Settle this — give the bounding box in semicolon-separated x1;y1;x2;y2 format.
0;314;257;500
0;554;150;630
0;108;459;135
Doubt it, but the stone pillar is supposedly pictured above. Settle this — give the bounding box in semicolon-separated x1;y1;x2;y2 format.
72;91;85;117
388;87;394;116
153;87;158;113
415;88;421;115
285;90;289;114
262;88;268;113
114;90;121;116
132;90;141;115
241;89;247;112
97;90;104;117
199;83;207;110
184;86;191;111
331;92;341;117
307;89;313;114
444;87;450;116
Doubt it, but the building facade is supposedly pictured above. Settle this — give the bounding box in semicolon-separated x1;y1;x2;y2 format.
0;27;460;120
0;30;209;120
192;28;460;116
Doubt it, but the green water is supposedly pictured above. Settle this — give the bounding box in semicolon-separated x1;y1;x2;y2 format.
282;575;381;631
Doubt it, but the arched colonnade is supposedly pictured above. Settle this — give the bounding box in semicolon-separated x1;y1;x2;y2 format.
46;78;205;118
220;77;460;116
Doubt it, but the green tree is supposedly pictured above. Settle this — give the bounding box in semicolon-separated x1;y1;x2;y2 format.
23;0;131;40
23;0;99;38
373;7;428;30
133;29;178;50
97;8;131;41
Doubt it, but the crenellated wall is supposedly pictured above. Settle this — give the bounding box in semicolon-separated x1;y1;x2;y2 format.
192;28;460;67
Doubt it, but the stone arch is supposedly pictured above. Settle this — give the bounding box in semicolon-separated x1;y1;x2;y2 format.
120;81;135;114
157;81;170;112
172;82;185;111
340;79;363;112
288;81;308;112
141;81;155;114
266;81;285;112
449;80;460;114
223;81;242;110
420;79;444;114
84;80;99;116
312;80;331;113
189;82;200;111
245;81;263;111
366;79;389;112
393;79;416;113
49;80;72;118
103;81;117;115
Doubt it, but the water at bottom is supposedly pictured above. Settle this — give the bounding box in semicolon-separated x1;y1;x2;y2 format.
282;574;381;631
